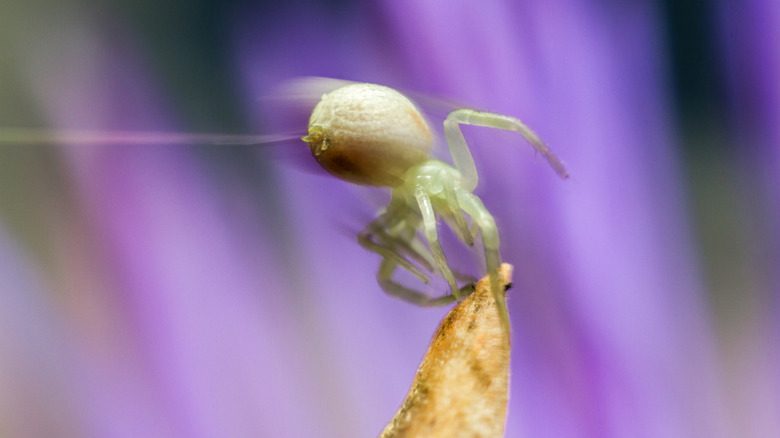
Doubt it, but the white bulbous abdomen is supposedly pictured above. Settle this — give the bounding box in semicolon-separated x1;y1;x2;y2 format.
303;83;433;187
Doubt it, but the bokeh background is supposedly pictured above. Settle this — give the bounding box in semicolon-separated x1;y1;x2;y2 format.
0;0;777;437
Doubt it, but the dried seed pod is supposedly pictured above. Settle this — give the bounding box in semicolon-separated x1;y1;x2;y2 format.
302;83;433;187
381;264;513;438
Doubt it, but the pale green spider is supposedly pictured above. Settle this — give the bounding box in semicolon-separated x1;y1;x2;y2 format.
302;83;568;330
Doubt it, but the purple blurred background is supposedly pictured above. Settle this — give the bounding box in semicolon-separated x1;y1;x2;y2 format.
0;0;777;437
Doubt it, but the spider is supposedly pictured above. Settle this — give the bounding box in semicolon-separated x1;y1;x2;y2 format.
301;83;569;330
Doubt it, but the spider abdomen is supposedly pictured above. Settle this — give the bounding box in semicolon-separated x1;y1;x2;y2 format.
303;83;433;187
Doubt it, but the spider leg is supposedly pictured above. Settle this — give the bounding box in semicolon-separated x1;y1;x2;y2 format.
443;108;569;191
414;186;462;299
383;200;471;278
359;201;437;272
371;220;435;273
443;184;474;246
358;209;431;283
377;259;460;307
455;189;510;334
404;230;476;284
387;217;476;284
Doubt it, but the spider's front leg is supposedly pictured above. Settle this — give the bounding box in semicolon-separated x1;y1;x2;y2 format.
414;186;463;300
443;108;569;192
454;189;510;333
